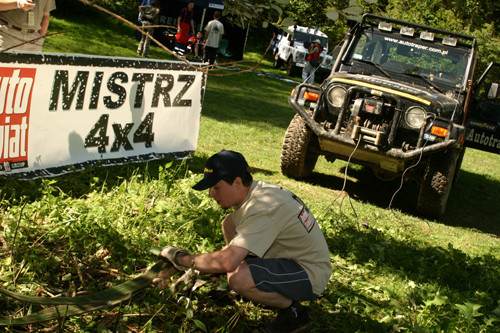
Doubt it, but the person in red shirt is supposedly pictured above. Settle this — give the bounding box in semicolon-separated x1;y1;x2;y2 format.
173;0;195;57
187;31;204;58
302;39;322;84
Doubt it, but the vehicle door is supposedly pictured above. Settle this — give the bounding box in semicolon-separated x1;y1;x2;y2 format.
466;62;500;154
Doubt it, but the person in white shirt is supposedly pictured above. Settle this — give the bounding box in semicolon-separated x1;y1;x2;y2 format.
203;10;224;65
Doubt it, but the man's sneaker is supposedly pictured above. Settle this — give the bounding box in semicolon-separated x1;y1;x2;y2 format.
258;301;312;333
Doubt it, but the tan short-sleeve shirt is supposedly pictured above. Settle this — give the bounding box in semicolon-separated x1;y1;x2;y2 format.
0;0;56;31
230;181;332;295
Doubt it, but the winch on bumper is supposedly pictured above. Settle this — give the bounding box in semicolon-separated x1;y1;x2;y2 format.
288;80;463;174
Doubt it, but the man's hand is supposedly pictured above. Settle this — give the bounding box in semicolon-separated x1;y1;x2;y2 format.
152;264;178;289
159;245;190;271
19;0;35;11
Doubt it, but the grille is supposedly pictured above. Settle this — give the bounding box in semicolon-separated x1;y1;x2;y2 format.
327;85;422;150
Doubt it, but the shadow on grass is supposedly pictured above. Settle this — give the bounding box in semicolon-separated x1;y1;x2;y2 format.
2;150;497;237
318;222;500;331
0;153;273;205
0;155;209;202
329;223;499;290
304;163;500;237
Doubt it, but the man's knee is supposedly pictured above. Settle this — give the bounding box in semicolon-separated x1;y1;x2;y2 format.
227;261;253;293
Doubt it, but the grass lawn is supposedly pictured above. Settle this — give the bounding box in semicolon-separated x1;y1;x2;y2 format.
0;4;499;332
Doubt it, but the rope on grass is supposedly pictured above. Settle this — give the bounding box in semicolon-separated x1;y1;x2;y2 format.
0;31;67;53
0;260;177;326
387;140;430;229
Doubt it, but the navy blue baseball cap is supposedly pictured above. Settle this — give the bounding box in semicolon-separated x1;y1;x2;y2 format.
192;150;249;191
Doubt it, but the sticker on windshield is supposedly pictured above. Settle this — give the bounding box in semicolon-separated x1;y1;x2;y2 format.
383;37;449;56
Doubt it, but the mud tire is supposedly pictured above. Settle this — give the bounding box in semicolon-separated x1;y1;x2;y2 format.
416;149;459;217
280;114;319;178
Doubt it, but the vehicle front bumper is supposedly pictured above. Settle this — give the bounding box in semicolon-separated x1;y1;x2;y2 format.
289;89;458;171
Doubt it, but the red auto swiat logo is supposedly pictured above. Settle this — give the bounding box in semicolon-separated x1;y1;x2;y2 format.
0;67;35;171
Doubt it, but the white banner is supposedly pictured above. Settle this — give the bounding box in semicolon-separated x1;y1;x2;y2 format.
0;52;206;179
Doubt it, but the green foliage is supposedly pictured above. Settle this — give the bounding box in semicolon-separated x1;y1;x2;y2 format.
223;0;288;29
1;9;500;333
223;0;377;41
225;0;499;76
0;160;234;330
472;23;500;73
284;0;348;43
94;0;139;21
54;0;141;22
321;213;500;332
384;0;500;72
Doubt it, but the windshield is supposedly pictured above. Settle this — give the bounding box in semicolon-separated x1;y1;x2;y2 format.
293;31;328;49
345;29;470;89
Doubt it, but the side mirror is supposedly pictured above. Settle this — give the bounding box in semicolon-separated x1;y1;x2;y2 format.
487;83;499;99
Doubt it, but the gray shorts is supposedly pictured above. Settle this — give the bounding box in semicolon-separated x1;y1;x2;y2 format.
244;257;318;301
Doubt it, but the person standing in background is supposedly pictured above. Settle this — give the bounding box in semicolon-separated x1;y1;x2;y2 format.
137;0;153;28
203;10;223;65
137;0;159;57
302;39;322;84
0;0;56;52
174;0;194;57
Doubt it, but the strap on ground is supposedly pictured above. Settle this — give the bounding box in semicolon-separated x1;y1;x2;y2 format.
0;260;176;326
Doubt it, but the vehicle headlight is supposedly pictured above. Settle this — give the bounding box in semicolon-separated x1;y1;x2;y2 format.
327;86;346;108
296;52;306;61
405;106;427;128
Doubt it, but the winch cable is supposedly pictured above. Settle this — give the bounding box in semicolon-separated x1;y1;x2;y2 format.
317;137;362;230
0;260;177;326
388;139;429;228
317;118;438;230
388;114;436;226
